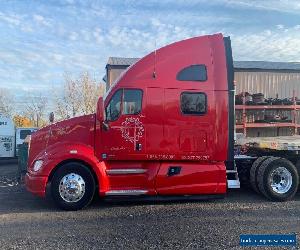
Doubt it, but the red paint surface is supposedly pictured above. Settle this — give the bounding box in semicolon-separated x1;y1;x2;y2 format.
25;173;47;197
156;162;227;194
26;33;229;198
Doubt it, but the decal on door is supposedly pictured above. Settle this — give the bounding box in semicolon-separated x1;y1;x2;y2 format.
146;154;175;160
181;155;210;160
111;117;144;150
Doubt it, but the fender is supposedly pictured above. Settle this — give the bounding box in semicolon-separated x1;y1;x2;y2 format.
29;142;109;196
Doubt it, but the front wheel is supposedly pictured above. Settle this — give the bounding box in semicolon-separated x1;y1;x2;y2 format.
257;157;299;201
51;162;96;210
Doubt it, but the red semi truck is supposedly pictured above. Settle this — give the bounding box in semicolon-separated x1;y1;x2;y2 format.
25;33;300;210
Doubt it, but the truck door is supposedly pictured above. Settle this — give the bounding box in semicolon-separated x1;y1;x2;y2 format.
100;88;145;160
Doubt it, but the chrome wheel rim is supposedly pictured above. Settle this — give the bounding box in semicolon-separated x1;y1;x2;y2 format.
59;173;85;202
269;167;292;194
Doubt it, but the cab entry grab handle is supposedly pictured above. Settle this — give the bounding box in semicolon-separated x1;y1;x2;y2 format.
136;143;142;151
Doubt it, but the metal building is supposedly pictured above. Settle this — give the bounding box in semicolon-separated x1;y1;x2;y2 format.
234;61;300;99
234;61;300;137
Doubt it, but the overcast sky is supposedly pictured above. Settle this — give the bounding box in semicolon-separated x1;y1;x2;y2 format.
1;0;300;97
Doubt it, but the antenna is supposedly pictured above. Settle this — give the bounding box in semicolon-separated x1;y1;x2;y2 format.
153;39;157;79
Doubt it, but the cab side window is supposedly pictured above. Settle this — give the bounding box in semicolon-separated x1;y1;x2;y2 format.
105;89;122;121
181;92;206;115
105;89;143;121
123;89;142;115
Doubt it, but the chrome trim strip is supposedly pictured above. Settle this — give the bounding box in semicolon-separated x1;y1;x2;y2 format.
105;190;148;196
106;169;147;175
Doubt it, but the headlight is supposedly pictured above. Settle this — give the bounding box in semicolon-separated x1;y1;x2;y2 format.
33;160;43;172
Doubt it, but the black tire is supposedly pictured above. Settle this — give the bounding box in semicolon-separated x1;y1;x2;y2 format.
250;156;270;193
257;157;299;201
295;160;300;188
51;162;96;210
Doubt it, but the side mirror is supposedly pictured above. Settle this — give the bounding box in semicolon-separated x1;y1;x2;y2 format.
96;97;104;122
49;112;54;123
97;97;110;131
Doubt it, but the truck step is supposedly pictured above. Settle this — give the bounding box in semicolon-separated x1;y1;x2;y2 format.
226;170;238;173
227;179;240;189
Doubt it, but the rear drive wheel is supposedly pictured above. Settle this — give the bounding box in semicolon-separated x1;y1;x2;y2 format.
257;157;299;201
51;162;96;210
250;156;269;193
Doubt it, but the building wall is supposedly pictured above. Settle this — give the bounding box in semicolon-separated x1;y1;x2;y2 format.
109;68;127;86
106;67;128;91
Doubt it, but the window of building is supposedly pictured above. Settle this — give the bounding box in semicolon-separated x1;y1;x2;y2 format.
123;89;142;115
180;92;206;115
176;64;207;81
105;89;122;121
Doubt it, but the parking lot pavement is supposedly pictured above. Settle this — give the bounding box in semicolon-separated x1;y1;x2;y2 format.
0;159;19;188
0;162;299;249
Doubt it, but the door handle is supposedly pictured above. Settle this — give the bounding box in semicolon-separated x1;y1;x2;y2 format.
168;166;181;176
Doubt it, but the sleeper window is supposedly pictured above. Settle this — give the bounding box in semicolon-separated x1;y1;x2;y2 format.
177;64;207;81
123;89;142;115
180;92;206;115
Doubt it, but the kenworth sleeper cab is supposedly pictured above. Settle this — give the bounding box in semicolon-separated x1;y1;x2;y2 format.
25;34;299;210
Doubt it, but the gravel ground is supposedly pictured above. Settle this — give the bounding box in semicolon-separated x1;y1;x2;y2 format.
0;161;299;250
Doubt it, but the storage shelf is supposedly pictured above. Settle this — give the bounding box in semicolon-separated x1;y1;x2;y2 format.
236;123;295;129
235;105;300;110
236;123;297;129
235;91;299;136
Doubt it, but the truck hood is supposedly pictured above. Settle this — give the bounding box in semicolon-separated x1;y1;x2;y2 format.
28;114;96;168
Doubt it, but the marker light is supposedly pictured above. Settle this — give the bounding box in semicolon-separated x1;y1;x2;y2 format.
33;160;43;172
